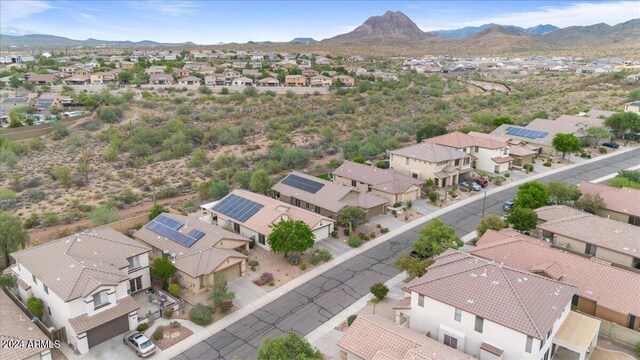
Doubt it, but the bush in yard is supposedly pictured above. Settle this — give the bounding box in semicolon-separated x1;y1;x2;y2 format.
348;236;363;248
208;273;235;313
136;323;149;332
287;254;302;265
343;228;350;236
249;237;255;249
299;263;308;271
347;314;358;326
26;296;44;319
168;284;181;297
267;220;315;258
152;326;165;340
543;160;552;167
189;303;213;325
380;227;389;234
170;321;181;328
248;260;259;267
257;332;322;360
428;192;439;203
310;249;332;264
163;308;174;318
253;272;274;286
598;147;607;154
330;230;338;238
370;283;389;301
406;200;413;208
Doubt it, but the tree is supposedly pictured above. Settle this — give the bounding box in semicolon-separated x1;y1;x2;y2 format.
506;207;538;232
0;211;28;268
514;181;550;209
208;273;235;313
150;257;176;289
209;180;230;200
476;215;507;237
0;274;17;288
118;70;133;84
547;182;581;205
586;126;611;147
337;206;367;231
394;252;434;278
267;220;315;257
416;124;447;143
471;111;495;132
413;219;462;258
552;133;581;160
26;296;44;319
89;204;121;226
257;332;322;360
9;76;22;89
370;283;389;301
574;194;605;214
249;170;271;194
149;203;169;221
605;112;640;139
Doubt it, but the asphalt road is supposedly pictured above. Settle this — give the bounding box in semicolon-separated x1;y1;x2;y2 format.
174;148;640;360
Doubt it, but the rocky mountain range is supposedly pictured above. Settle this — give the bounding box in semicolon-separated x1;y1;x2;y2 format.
431;23;558;38
0;33;195;48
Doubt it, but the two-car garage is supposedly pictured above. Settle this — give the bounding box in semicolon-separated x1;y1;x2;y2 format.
86;315;130;348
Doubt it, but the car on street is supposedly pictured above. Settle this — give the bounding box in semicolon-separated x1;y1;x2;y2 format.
602;142;619;149
123;331;156;357
503;199;515;211
474;178;489;188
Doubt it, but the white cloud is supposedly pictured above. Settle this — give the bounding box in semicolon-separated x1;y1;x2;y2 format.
78;13;97;23
0;0;53;22
137;1;198;16
440;1;639;30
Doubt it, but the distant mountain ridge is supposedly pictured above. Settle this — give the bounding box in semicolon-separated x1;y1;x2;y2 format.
431;23;559;38
290;38;317;44
0;33;196;48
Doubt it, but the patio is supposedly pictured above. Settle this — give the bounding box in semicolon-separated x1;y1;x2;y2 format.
132;288;180;320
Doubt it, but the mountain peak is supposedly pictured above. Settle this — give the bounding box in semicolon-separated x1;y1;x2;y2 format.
324;10;425;44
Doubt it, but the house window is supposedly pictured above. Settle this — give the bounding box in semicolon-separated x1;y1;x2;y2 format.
418;294;424;307
294;198;300;207
412;173;418;179
454;308;462;322
258;234;266;245
199;276;205;288
32;275;38;284
48;306;51;316
585;243;597;256
629;216;640;226
128;256;140;270
314;206;320;213
475;316;484;333
455;159;460;166
525;336;533;353
93;291;109;309
43;284;49;295
129;277;143;293
628;315;637;330
572;295;579;307
540;337;545;350
475;146;479;153
547;329;552;339
233;222;240;233
464;157;470;165
444;334;458;349
503;148;508;156
543;348;550;360
351;180;356;187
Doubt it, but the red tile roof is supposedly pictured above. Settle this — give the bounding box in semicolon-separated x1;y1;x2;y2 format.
577;182;640;218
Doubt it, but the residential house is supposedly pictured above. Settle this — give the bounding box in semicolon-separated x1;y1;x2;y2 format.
164;53;178;61
205;74;225;86
144;66;166;75
535;205;640;269
388;143;472;187
425;131;512;173
241;69;260;78
232;61;247;69
89;70;118;85
231;77;253;86
309;75;332;87
133;213;248;295
467;132;537;167
64;75;90;85
315;56;331;66
26;74;59;85
372;71;399;81
285;75;307;87
74;69;92;77
178;76;202;86
490;121;576;156
120;61;135;69
205;189;334;250
345;66;368;76
0;290;53;360
225;70;240;83
472;229;640;331
332;160;423;203
60;66;77;74
625;101;640;114
396;250;600;360
149;73;173;85
338;314;474;360
10;228;150;354
333;75;355;87
272;171;388;220
302;69;319;77
276;59;298;69
257;77;280;87
172;68;189;78
576;182;640;226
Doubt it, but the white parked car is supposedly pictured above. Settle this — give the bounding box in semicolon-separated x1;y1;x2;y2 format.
123;331;156;357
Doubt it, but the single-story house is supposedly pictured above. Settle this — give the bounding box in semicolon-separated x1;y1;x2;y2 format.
231;77;254;86
64;75;91;85
576;182;640;226
149;73;174;85
26;73;59;85
257;77;280;87
625;101;640;114
178;76;202;86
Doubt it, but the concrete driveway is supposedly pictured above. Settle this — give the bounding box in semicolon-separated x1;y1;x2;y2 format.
315;237;351;257
410;200;440;215
229;274;267;308
369;214;406;230
60;332;150;360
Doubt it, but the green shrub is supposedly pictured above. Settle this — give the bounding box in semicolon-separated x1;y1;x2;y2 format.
543;161;552;167
249;237;255;249
311;249;332;265
136;323;149;332
299;263;308;271
168;284;181;297
523;163;534;172
370;283;389;300
170;320;181;328
598;147;607;154
0;190;17;201
406;200;412;208
26;297;44;319
163;308;174;318
189;303;213;325
348;236;363;248
152;326;165;340
343;228;350;236
504;173;510;178
392;202;401;208
586;154;591;159
330;230;338;238
347;314;358;326
380;227;389;234
287;254;302;265
428;192;439;203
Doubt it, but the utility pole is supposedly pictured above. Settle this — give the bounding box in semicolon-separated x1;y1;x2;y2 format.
481;191;487;219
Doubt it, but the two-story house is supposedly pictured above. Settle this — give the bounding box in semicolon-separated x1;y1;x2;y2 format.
333;75;355;87
395;250;600;360
388;142;471;187
205;189;334;250
284;75;307;87
309;75;332;87
425;132;512;173
535;205;640;270
10;228;150;354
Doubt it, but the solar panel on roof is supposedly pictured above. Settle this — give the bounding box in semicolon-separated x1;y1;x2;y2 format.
154;214;183;230
212;194;264;222
187;229;205;240
146;220;199;247
281;174;325;193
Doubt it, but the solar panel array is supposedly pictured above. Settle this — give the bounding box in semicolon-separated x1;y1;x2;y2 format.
281;174;325;193
187;229;206;240
146;221;200;247
154;214;183;230
212;194;264;222
505;126;549;139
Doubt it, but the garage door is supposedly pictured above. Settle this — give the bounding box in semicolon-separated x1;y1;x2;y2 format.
218;262;241;282
86;315;129;349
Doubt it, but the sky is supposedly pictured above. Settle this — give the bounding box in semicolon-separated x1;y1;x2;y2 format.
1;0;638;44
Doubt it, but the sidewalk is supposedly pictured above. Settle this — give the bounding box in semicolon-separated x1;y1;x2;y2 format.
152;146;640;359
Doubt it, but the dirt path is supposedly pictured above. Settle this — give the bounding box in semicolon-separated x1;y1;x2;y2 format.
27;193;198;243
